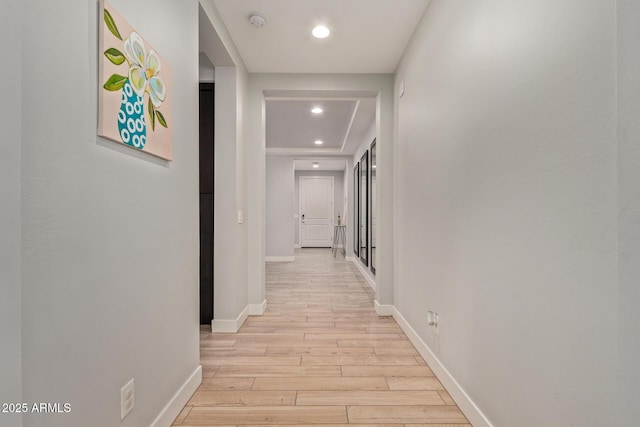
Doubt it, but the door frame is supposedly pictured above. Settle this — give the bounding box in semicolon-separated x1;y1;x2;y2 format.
298;175;335;248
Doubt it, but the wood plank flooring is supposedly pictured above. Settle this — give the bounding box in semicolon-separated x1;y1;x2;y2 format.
174;248;470;426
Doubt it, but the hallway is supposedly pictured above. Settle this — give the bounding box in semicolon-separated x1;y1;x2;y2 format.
173;249;469;426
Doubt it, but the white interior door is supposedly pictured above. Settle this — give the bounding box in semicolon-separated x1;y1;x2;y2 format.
300;176;334;247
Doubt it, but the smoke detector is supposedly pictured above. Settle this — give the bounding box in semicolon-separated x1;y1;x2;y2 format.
248;13;267;28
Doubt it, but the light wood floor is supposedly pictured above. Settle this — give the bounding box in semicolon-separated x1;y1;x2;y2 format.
173;248;470;426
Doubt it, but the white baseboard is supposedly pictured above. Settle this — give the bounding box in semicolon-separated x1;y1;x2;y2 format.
265;256;295;262
374;300;393;316
349;257;376;291
392;307;493;427
149;365;202;427
249;299;267;315
212;305;249;333
210;300;266;333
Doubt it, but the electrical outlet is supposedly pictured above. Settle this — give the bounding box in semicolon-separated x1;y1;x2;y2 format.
120;379;134;420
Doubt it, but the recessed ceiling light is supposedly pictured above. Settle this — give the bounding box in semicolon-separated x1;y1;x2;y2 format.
312;162;320;168
312;25;330;39
311;107;323;114
314;140;323;145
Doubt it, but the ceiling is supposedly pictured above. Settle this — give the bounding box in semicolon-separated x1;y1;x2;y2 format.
266;100;356;150
211;0;431;73
266;98;375;155
206;1;415;159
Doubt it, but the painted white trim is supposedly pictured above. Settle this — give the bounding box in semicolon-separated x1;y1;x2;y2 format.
267;147;345;156
212;305;249;333
392;307;493;427
265;96;371;101
265;256;295;262
210;300;266;334
294;244;301;249
374;300;393;316
349;257;376;290
149;365;202;427
340;100;360;152
249;299;267;315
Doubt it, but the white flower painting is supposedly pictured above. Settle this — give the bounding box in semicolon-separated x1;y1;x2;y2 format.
98;0;173;160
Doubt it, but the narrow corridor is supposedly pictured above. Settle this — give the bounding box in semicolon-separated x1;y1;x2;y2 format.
173;249;470;426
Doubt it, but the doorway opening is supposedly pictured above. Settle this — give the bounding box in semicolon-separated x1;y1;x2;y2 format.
264;95;377;291
198;81;214;325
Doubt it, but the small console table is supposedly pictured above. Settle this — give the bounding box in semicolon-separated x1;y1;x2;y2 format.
332;225;347;258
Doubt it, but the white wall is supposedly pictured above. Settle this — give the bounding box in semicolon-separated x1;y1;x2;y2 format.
213;67;249;321
295;170;345;247
199;53;215;82
20;1;200;426
200;0;251;324
617;0;640;424
246;78;267;307
1;1;22;426
266;156;295;257
394;1;617;426
236;60;251;313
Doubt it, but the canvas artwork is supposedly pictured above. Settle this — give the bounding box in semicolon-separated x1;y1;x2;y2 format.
98;0;173;160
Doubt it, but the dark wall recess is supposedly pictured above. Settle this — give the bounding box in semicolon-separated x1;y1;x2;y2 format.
199;83;214;325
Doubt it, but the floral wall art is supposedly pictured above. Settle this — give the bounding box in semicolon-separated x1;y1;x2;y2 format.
98;0;173;160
